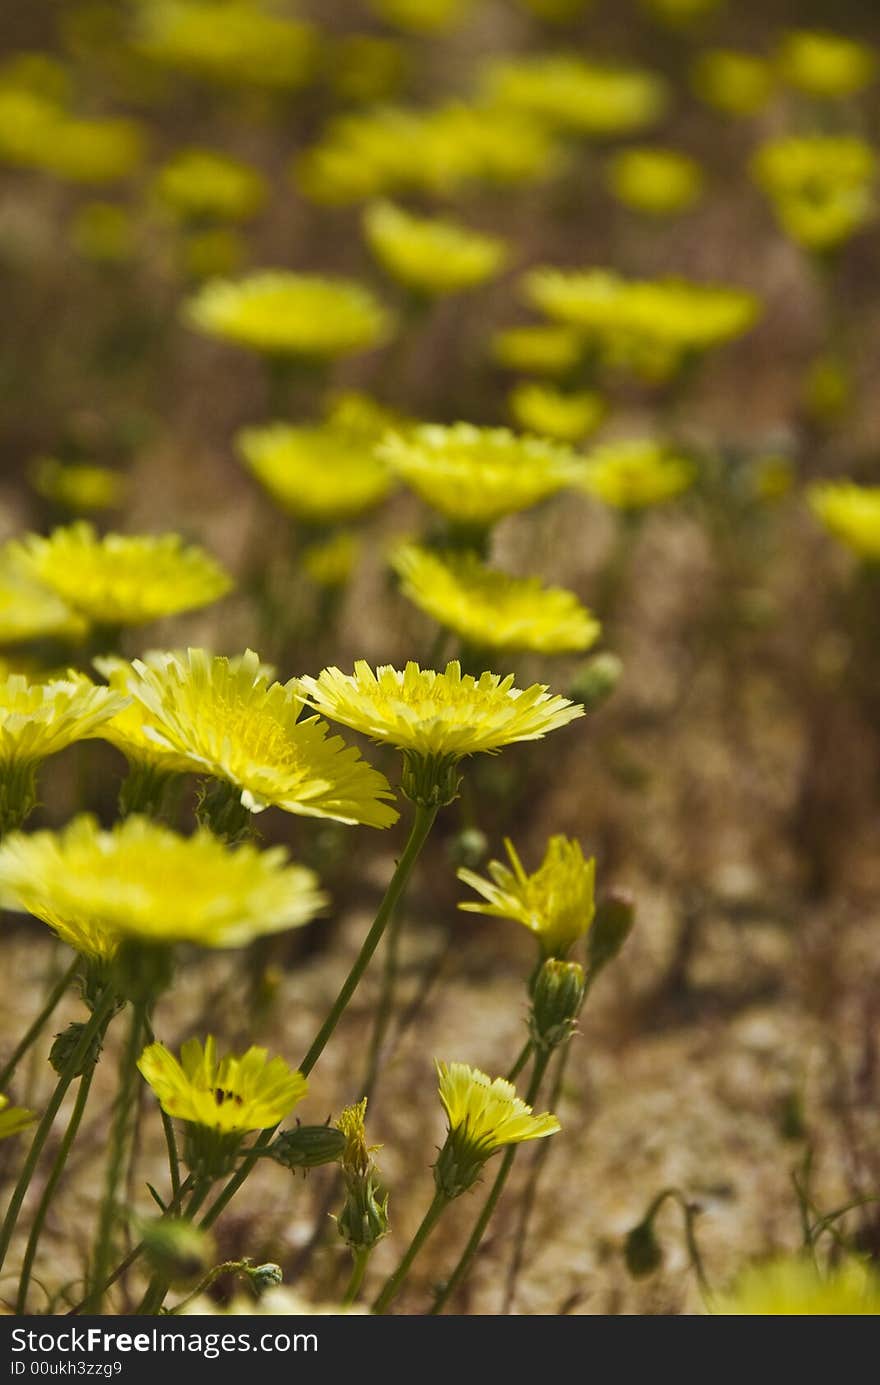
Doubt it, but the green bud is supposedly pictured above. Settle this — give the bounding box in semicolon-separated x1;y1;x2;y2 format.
401;751;461;808
269;1124;347;1171
587;890;635;980
433;1133;485;1200
624;1218;663;1279
568;653;623;712
529;958;585;1051
140;1218;213;1287
247;1262;283;1294
49;1021;104;1077
337;1174;389;1251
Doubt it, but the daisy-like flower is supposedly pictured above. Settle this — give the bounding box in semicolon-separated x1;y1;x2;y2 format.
93;652;205;783
434;1061;560;1197
7;524;231;627
0;565;85;647
713;1256;880;1316
607;146;704;218
381;423;582;527
121;648;398;827
298;660;583;806
690;49;775;117
153;148;267;225
483;54;667;137
777;29;876;101
183;271;393;359
0;1094;37;1140
0;814;327;963
508;382;605;442
391;544;601;655
458;835;596;957
751;135;876;253
363;201;507;297
579;439;696;509
138;1036;307;1177
491;324;583;376
807;481;880;560
0;673;126;833
236;422;393;524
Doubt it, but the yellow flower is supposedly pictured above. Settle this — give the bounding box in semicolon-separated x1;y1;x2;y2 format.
154;148;267;224
302;532;360;588
713;1257;880;1315
29;458;125;512
70;202;137;265
0;671;125;774
777;30;876;100
323;390;409;440
298;660;583;760
607;146;703;217
0;564;85;646
122;648;398;827
133;1;317;90
509;382;605;441
236;422;393;524
369;0;474;33
184;271;393;359
434;1060;559;1194
363;201;507;297
139;1037;307;1134
752;136;876;252
803;354;852;425
93;652;205;776
458;835;595;956
7;524;231;627
0;1094;36;1140
391;545;600;655
182;227;246;280
37;116;145;185
691;49;775;116
484;55;668;137
807;481;880;560
0;814;327;959
381;423;582;526
491;324;583;376
579;439;696;509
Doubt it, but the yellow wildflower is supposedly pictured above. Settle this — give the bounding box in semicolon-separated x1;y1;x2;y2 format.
691;49;775;116
363;201;507;297
752;135;876;252
607;146;703;217
0;1094;36;1140
714;1257;880;1315
484;54;667;137
509;382;605;442
133;1;317;90
580;439;696;509
139;1037;307;1134
154;148;267;224
458;835;596;957
29;458;125;512
807;481;880;560
237;422;393;524
777;30;876;100
491;324;583;376
0;565;85;646
302;533;360;588
434;1060;560;1194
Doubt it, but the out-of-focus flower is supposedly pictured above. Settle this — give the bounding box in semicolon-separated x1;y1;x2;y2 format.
0;564;85;646
491;324;583;376
302;533;360;588
369;0;474;32
0;87;145;184
691;48;775;116
751;455;795;503
0;1095;36;1140
752;135;876;252
803;354;852;425
363;201;507;297
458;834;596;957
777;30;876;101
434;1061;560;1196
70;202;137;264
509;382;605;442
0;814;327;959
329;35;406;106
133;1;317;90
807;481;880;560
483;54;668;137
579;440;696;509
381;423;582;526
153;149;267;224
607;146;703;217
184;271;393;359
182;228;247;280
391;544;600;654
7;524;231;627
713;1257;880;1315
29;457;126;512
139;1037;307;1135
237;422;393;524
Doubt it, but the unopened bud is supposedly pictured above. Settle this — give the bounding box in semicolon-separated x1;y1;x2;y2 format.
247;1262;283;1294
624;1218;663;1279
587;890;635;980
337;1175;389;1251
141;1218;213;1287
269;1124;346;1171
529;959;585;1051
568;653;623;712
49;1022;103;1077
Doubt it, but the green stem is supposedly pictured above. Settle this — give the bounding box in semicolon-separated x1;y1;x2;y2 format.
359;903;405;1103
198;1129;274;1233
0;986;116;1275
137;1179;215;1315
168;1260;249;1315
506;1040;533;1084
343;1246;371;1307
0;958;80;1091
430;1051;551;1315
372;1189;449;1315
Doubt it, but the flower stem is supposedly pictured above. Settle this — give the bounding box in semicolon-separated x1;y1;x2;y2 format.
137;1179;215;1315
0;986;116;1275
506;1039;533;1083
343;1246;371;1307
0;957;80;1091
372;1189;449;1315
430;1050;551;1315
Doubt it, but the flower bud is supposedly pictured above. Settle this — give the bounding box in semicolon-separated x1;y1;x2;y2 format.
568;653;623;712
269;1124;347;1171
624;1218;663;1278
337;1174;390;1251
529;959;585;1051
587;889;635;980
401;750;461;808
141;1218;214;1287
49;1021;104;1077
246;1262;283;1294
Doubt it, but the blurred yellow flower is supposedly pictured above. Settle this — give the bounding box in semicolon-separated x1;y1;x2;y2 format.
70;202;137;264
363;201;507;297
713;1257;880;1315
369;0;474;32
133;1;317;90
509;382;605;442
330;35;406;106
0;88;145;184
139;1037;307;1134
0;672;124;771
803;354;852;425
182;227;247;280
29;457;125;512
0;814;327;958
302;532;360;588
184;271;393;359
124;648;399;827
8;524;231;627
777;30;876;100
491;324;583;376
691;49;775;116
381;423;582;526
154;148;267;224
484;54;668;137
808;481;880;560
392;544;600;654
607;146;703;217
237;422;393;524
751;455;795;503
580;440;696;509
0;565;85;646
458;835;596;956
0;1094;36;1140
436;1060;560;1161
752;135;876;252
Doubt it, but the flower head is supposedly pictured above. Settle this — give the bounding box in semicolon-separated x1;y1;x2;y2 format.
579;439;696;509
484;55;667;136
0;1094;36;1140
458;835;595;957
0;814;327;961
392;545;600;655
154;148;267;224
381;424;582;526
690;49;775;116
237;422;393;524
752;136;876;252
491;324;583;376
335;1097;389;1250
607;146;703;218
777;29;876;100
133;1;317;90
184;271;393;359
139;1037;307;1134
713;1257;880;1316
0;564;85;647
434;1061;559;1196
808;481;880;560
509;383;605;442
29;458;125;513
121;648;398;827
7;524;231;627
364;201;507;297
